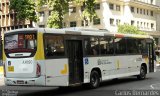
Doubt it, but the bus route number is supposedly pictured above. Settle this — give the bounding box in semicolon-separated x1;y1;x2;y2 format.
25;34;35;40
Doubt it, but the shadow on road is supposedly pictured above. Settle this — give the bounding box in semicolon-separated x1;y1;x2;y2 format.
19;77;147;96
20;86;92;96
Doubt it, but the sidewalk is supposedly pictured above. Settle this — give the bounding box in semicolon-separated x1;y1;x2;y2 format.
0;73;4;86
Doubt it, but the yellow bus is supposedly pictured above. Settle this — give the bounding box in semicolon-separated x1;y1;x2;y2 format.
3;28;156;88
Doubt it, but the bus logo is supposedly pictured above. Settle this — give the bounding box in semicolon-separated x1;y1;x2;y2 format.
84;58;89;65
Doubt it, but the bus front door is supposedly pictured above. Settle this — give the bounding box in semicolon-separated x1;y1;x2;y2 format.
147;43;154;72
66;40;84;85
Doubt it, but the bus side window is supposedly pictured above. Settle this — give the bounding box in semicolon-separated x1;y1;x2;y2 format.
115;38;126;54
84;37;99;56
44;35;65;58
99;37;114;55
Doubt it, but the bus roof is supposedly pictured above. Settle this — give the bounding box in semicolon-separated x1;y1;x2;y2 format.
4;28;153;39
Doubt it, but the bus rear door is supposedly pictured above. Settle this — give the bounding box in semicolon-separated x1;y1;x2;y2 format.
66;40;84;85
147;39;154;72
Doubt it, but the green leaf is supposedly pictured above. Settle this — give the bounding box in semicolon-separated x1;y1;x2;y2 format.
118;24;146;35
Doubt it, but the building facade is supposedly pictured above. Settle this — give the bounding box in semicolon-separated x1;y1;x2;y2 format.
38;0;158;31
0;0;31;38
64;0;158;32
37;0;160;45
1;0;160;45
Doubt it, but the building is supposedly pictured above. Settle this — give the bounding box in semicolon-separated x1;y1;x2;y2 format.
37;0;160;45
0;0;31;38
1;0;160;45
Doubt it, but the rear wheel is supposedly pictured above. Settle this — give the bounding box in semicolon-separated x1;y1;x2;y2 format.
137;66;146;80
89;71;100;88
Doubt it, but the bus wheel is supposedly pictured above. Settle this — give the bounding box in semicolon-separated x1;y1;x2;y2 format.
89;71;100;88
137;66;146;80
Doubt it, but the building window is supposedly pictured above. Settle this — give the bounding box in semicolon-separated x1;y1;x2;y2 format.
39;25;45;28
39;11;45;17
130;6;134;13
116;5;120;11
131;20;134;26
82;20;88;26
93;18;100;25
147;23;149;28
137;21;139;28
147;10;149;15
141;22;143;28
143;9;145;15
81;6;85;12
137;8;139;13
116;19;120;25
151;23;154;29
49;11;52;16
94;3;100;10
140;9;142;14
63;22;66;28
19;25;23;28
144;22;145;28
70;21;77;27
69;7;76;13
151;11;153;16
109;3;114;10
24;25;27;28
110;18;114;25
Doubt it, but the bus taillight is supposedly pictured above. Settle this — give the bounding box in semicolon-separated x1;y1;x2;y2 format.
36;63;41;77
3;62;6;77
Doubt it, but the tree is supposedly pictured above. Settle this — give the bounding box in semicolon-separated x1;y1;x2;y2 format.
10;0;38;26
75;0;97;27
47;0;70;28
118;24;146;35
37;0;97;28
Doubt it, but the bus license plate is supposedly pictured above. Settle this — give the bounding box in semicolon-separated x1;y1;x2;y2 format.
8;66;14;72
17;80;24;84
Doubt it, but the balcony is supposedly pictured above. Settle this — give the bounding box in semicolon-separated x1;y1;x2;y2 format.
131;0;157;6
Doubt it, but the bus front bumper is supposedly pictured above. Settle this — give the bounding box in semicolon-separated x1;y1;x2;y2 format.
4;76;46;86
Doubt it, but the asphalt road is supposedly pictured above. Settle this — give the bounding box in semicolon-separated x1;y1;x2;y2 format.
0;67;160;96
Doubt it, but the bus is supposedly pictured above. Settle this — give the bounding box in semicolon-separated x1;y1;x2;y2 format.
3;28;156;88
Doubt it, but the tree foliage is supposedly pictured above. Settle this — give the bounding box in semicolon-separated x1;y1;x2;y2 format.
118;24;146;35
38;0;97;28
10;0;98;28
10;0;38;24
82;0;97;22
75;0;97;26
47;0;70;28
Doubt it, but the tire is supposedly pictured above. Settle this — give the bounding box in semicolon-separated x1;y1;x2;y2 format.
89;71;100;88
137;66;146;80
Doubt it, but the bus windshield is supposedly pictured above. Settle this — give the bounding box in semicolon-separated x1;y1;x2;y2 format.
4;33;37;53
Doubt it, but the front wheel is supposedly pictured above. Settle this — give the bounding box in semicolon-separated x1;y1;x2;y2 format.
137;66;146;80
89;71;100;88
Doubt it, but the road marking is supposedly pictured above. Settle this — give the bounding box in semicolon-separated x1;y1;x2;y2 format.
150;83;160;89
150;85;154;89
